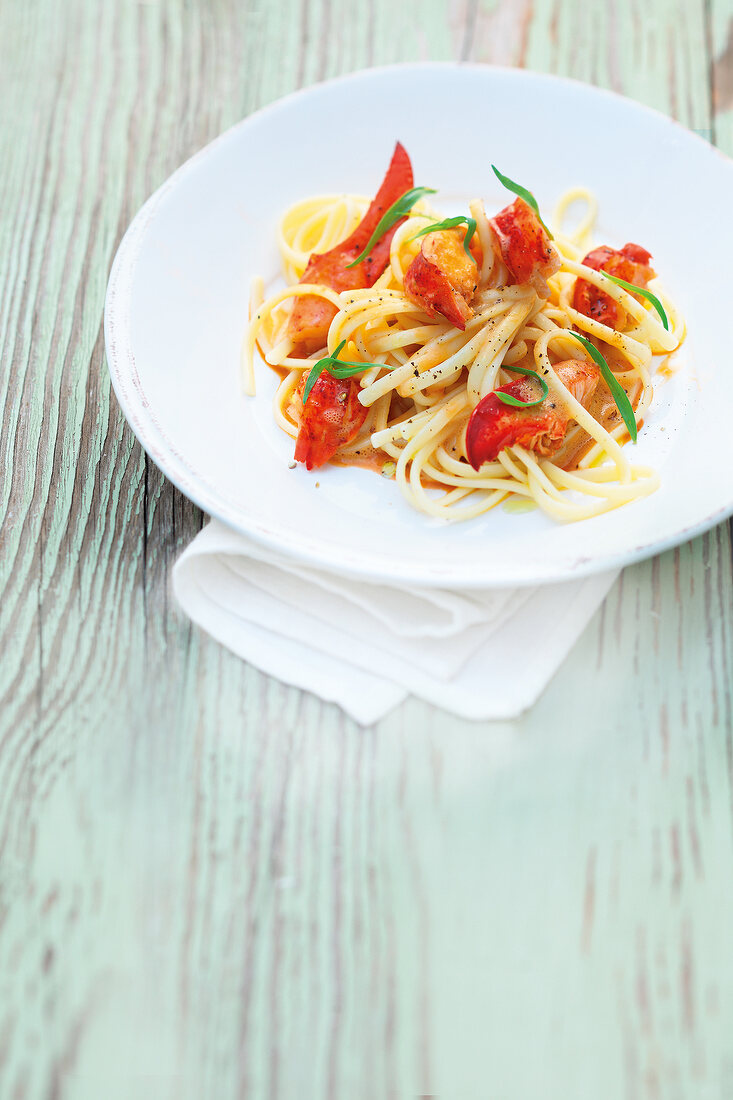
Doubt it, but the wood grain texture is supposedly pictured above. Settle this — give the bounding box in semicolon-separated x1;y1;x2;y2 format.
1;1;732;1098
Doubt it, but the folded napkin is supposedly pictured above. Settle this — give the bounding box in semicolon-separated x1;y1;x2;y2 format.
173;520;617;725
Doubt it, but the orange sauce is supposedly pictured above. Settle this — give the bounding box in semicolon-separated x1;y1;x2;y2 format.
331;446;392;475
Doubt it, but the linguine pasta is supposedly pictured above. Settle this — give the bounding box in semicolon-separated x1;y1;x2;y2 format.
244;178;685;523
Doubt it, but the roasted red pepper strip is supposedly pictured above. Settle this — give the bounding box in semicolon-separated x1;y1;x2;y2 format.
288;143;414;356
465;358;600;468
572;243;655;328
293;371;368;470
489;198;560;295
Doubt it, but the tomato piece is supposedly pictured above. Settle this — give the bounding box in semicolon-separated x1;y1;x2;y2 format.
465;358;600;468
293;371;369;470
289;142;414;355
404;229;481;329
489;198;560;295
572;243;656;328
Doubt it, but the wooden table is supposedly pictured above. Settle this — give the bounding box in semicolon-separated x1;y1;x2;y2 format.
2;1;733;1096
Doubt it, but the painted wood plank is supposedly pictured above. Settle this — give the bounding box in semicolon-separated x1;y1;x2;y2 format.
711;0;733;152
1;1;732;1098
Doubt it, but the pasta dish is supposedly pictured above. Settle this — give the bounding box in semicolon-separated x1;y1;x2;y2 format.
244;143;684;522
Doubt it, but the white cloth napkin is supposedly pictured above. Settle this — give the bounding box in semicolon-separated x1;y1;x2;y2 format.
173;520;617;725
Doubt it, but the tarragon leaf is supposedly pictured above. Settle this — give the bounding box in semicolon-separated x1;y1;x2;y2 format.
491;165;554;240
345;186;437;268
410;215;478;263
600;271;669;331
568;331;638;442
302;340;380;403
495;364;549;408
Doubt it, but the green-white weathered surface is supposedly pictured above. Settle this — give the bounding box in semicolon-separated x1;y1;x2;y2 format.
1;1;732;1097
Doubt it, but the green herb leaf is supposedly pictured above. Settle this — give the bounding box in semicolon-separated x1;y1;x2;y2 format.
567;331;638;442
410;216;478;263
495;365;549;408
302;339;379;403
491;165;554;240
600;271;669;331
345;186;437;268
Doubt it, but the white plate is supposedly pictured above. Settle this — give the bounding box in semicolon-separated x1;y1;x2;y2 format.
105;63;733;588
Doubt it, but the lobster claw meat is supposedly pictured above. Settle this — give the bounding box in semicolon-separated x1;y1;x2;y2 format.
489;198;560;295
288;142;414;356
293;371;368;470
465;358;600;468
572;243;655;328
404;229;481;329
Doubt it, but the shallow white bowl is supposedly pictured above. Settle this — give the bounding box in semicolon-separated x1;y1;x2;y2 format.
105;63;733;588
